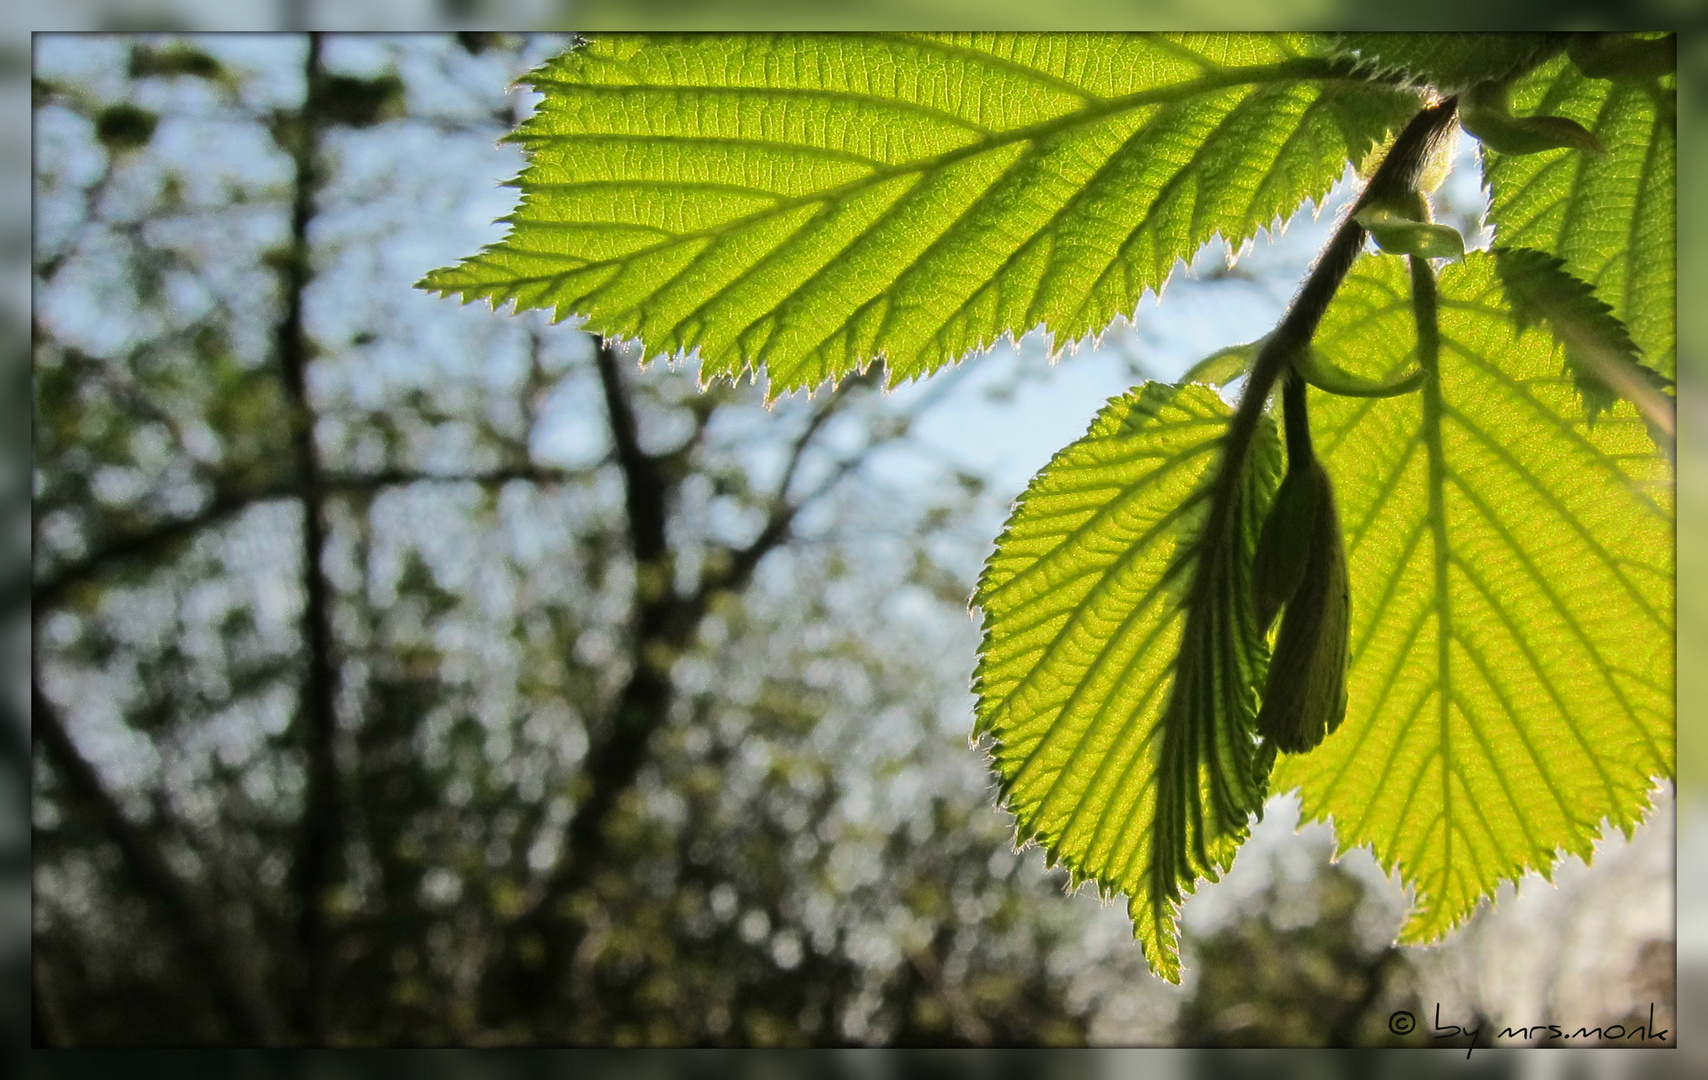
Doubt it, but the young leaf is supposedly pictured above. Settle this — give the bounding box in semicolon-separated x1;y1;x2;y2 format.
1493;245;1673;437
973;383;1282;982
420;33;1416;394
1271;252;1672;945
1482;49;1675;377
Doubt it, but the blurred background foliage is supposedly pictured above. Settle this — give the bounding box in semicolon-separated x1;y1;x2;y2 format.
27;32;1133;1046
21;28;1680;1056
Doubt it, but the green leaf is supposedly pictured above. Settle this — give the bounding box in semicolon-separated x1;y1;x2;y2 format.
1482;52;1675;378
1331;33;1566;92
1493;245;1672;431
1358;209;1467;259
421;33;1417;395
973;382;1282;982
1181;340;1259;388
1272;252;1673;944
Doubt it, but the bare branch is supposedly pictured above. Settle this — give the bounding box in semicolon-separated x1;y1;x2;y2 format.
32;465;576;611
592;338;670;568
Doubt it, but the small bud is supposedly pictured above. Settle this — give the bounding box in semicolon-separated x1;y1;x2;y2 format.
1355;186;1464;260
1256;459;1350;754
1358;209;1466;259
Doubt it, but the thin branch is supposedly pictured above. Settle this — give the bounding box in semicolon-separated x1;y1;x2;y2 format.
31;679;285;1043
32;465;576;611
593;338;670;567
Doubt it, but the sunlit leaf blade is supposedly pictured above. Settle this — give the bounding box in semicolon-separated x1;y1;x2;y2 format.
973;383;1282;982
1483;51;1675;378
420;33;1417;394
1493;245;1671;429
1332;33;1566;92
1272;253;1673;944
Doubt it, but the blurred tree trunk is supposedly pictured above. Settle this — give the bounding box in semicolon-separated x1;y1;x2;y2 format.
276;32;341;1044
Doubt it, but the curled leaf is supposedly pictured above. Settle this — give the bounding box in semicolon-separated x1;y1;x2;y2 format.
1358;208;1466;259
1295;347;1422;398
1354;185;1464;260
1182;339;1261;388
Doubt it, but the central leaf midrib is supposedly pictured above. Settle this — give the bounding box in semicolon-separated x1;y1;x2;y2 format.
492;57;1393;294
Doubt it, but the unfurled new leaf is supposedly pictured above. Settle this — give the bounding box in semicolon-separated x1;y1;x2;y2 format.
1482;50;1675;377
1272;252;1673;944
974;383;1281;983
1493;245;1671;428
421;33;1417;394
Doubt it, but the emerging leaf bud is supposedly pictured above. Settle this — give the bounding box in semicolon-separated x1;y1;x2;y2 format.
1255;457;1350;754
1355;188;1465;260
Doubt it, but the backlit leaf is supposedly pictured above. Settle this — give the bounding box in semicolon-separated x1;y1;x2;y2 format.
421;33;1416;394
974;383;1282;981
1482;49;1675;377
1272;252;1673;943
1493;245;1672;431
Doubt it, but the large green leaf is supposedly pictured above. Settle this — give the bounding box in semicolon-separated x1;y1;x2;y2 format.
1273;252;1673;944
1482;49;1675;378
421;33;1416;394
973;383;1281;982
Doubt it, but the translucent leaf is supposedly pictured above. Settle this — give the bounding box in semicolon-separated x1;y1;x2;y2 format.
1272;253;1673;944
1332;33;1566;92
421;33;1417;395
1482;51;1675;378
974;383;1282;982
1493;245;1671;430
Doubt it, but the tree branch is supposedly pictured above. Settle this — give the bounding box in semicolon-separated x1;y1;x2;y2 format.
31;678;285;1043
593;339;669;568
32;466;575;611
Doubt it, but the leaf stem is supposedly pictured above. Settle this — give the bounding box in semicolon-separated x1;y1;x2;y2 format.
1205;98;1458;569
1282;369;1314;466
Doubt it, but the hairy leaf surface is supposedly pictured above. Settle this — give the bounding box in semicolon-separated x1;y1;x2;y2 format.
1333;33;1565;92
974;383;1281;981
1272;253;1673;943
1494;245;1671;429
1483;49;1675;377
421;33;1416;394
